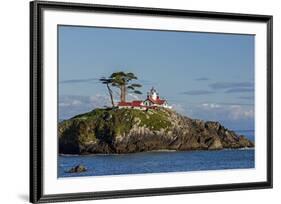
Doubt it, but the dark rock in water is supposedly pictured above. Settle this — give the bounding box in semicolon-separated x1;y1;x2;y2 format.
66;164;87;173
58;108;254;154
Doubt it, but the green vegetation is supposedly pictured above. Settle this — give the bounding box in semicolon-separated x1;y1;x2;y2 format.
58;107;254;154
135;109;172;131
59;108;173;143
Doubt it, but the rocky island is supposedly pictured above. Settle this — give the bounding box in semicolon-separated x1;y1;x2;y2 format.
59;73;254;155
58;107;254;154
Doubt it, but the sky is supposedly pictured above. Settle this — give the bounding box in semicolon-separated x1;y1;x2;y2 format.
58;25;255;130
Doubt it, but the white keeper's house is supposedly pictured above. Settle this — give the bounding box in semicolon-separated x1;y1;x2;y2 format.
117;87;172;110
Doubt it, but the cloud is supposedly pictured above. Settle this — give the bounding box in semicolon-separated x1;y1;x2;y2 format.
170;101;254;125
238;96;254;100
59;94;110;120
198;103;254;120
195;77;209;81
59;99;82;107
209;82;254;90
215;102;253;106
127;93;141;100
227;105;254;120
180;90;214;95
171;103;185;113
59;93;148;120
202;103;221;108
186;103;254;123
60;78;98;84
60;77;151;85
225;88;254;93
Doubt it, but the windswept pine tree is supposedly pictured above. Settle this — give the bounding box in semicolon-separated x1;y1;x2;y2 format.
100;71;142;106
99;77;115;107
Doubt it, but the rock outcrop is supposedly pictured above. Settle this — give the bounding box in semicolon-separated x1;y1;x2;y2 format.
65;164;87;173
58;108;254;154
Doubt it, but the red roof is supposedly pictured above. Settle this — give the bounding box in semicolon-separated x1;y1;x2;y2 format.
155;99;165;105
118;100;143;107
146;97;166;105
117;101;132;106
118;98;166;107
131;100;143;107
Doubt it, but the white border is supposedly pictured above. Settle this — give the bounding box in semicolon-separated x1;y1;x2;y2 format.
43;9;267;195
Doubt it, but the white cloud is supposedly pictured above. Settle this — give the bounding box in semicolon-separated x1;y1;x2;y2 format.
165;102;254;122
227;105;254;120
127;93;141;100
197;103;254;121
202;103;221;109
171;103;185;113
184;102;255;129
59;94;110;120
58;99;82;107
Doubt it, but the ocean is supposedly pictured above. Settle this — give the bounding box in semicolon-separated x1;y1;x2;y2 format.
58;130;255;178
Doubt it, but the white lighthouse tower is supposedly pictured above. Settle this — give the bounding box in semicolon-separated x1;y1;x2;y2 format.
150;87;158;100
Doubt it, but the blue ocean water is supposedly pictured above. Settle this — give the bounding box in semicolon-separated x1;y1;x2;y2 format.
58;130;254;178
59;148;254;178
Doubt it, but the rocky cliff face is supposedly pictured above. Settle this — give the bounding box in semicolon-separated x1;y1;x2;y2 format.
58;108;254;154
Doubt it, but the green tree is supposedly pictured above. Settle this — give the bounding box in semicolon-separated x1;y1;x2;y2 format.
110;72;142;102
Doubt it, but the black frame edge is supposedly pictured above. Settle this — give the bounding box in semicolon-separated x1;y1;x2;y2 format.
32;0;272;21
266;15;273;188
36;182;271;203
30;1;43;203
30;1;273;203
30;1;35;203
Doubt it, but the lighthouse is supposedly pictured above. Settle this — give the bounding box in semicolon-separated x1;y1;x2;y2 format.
148;87;158;100
118;87;172;110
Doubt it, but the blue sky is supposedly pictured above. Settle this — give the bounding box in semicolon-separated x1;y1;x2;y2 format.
58;25;255;130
